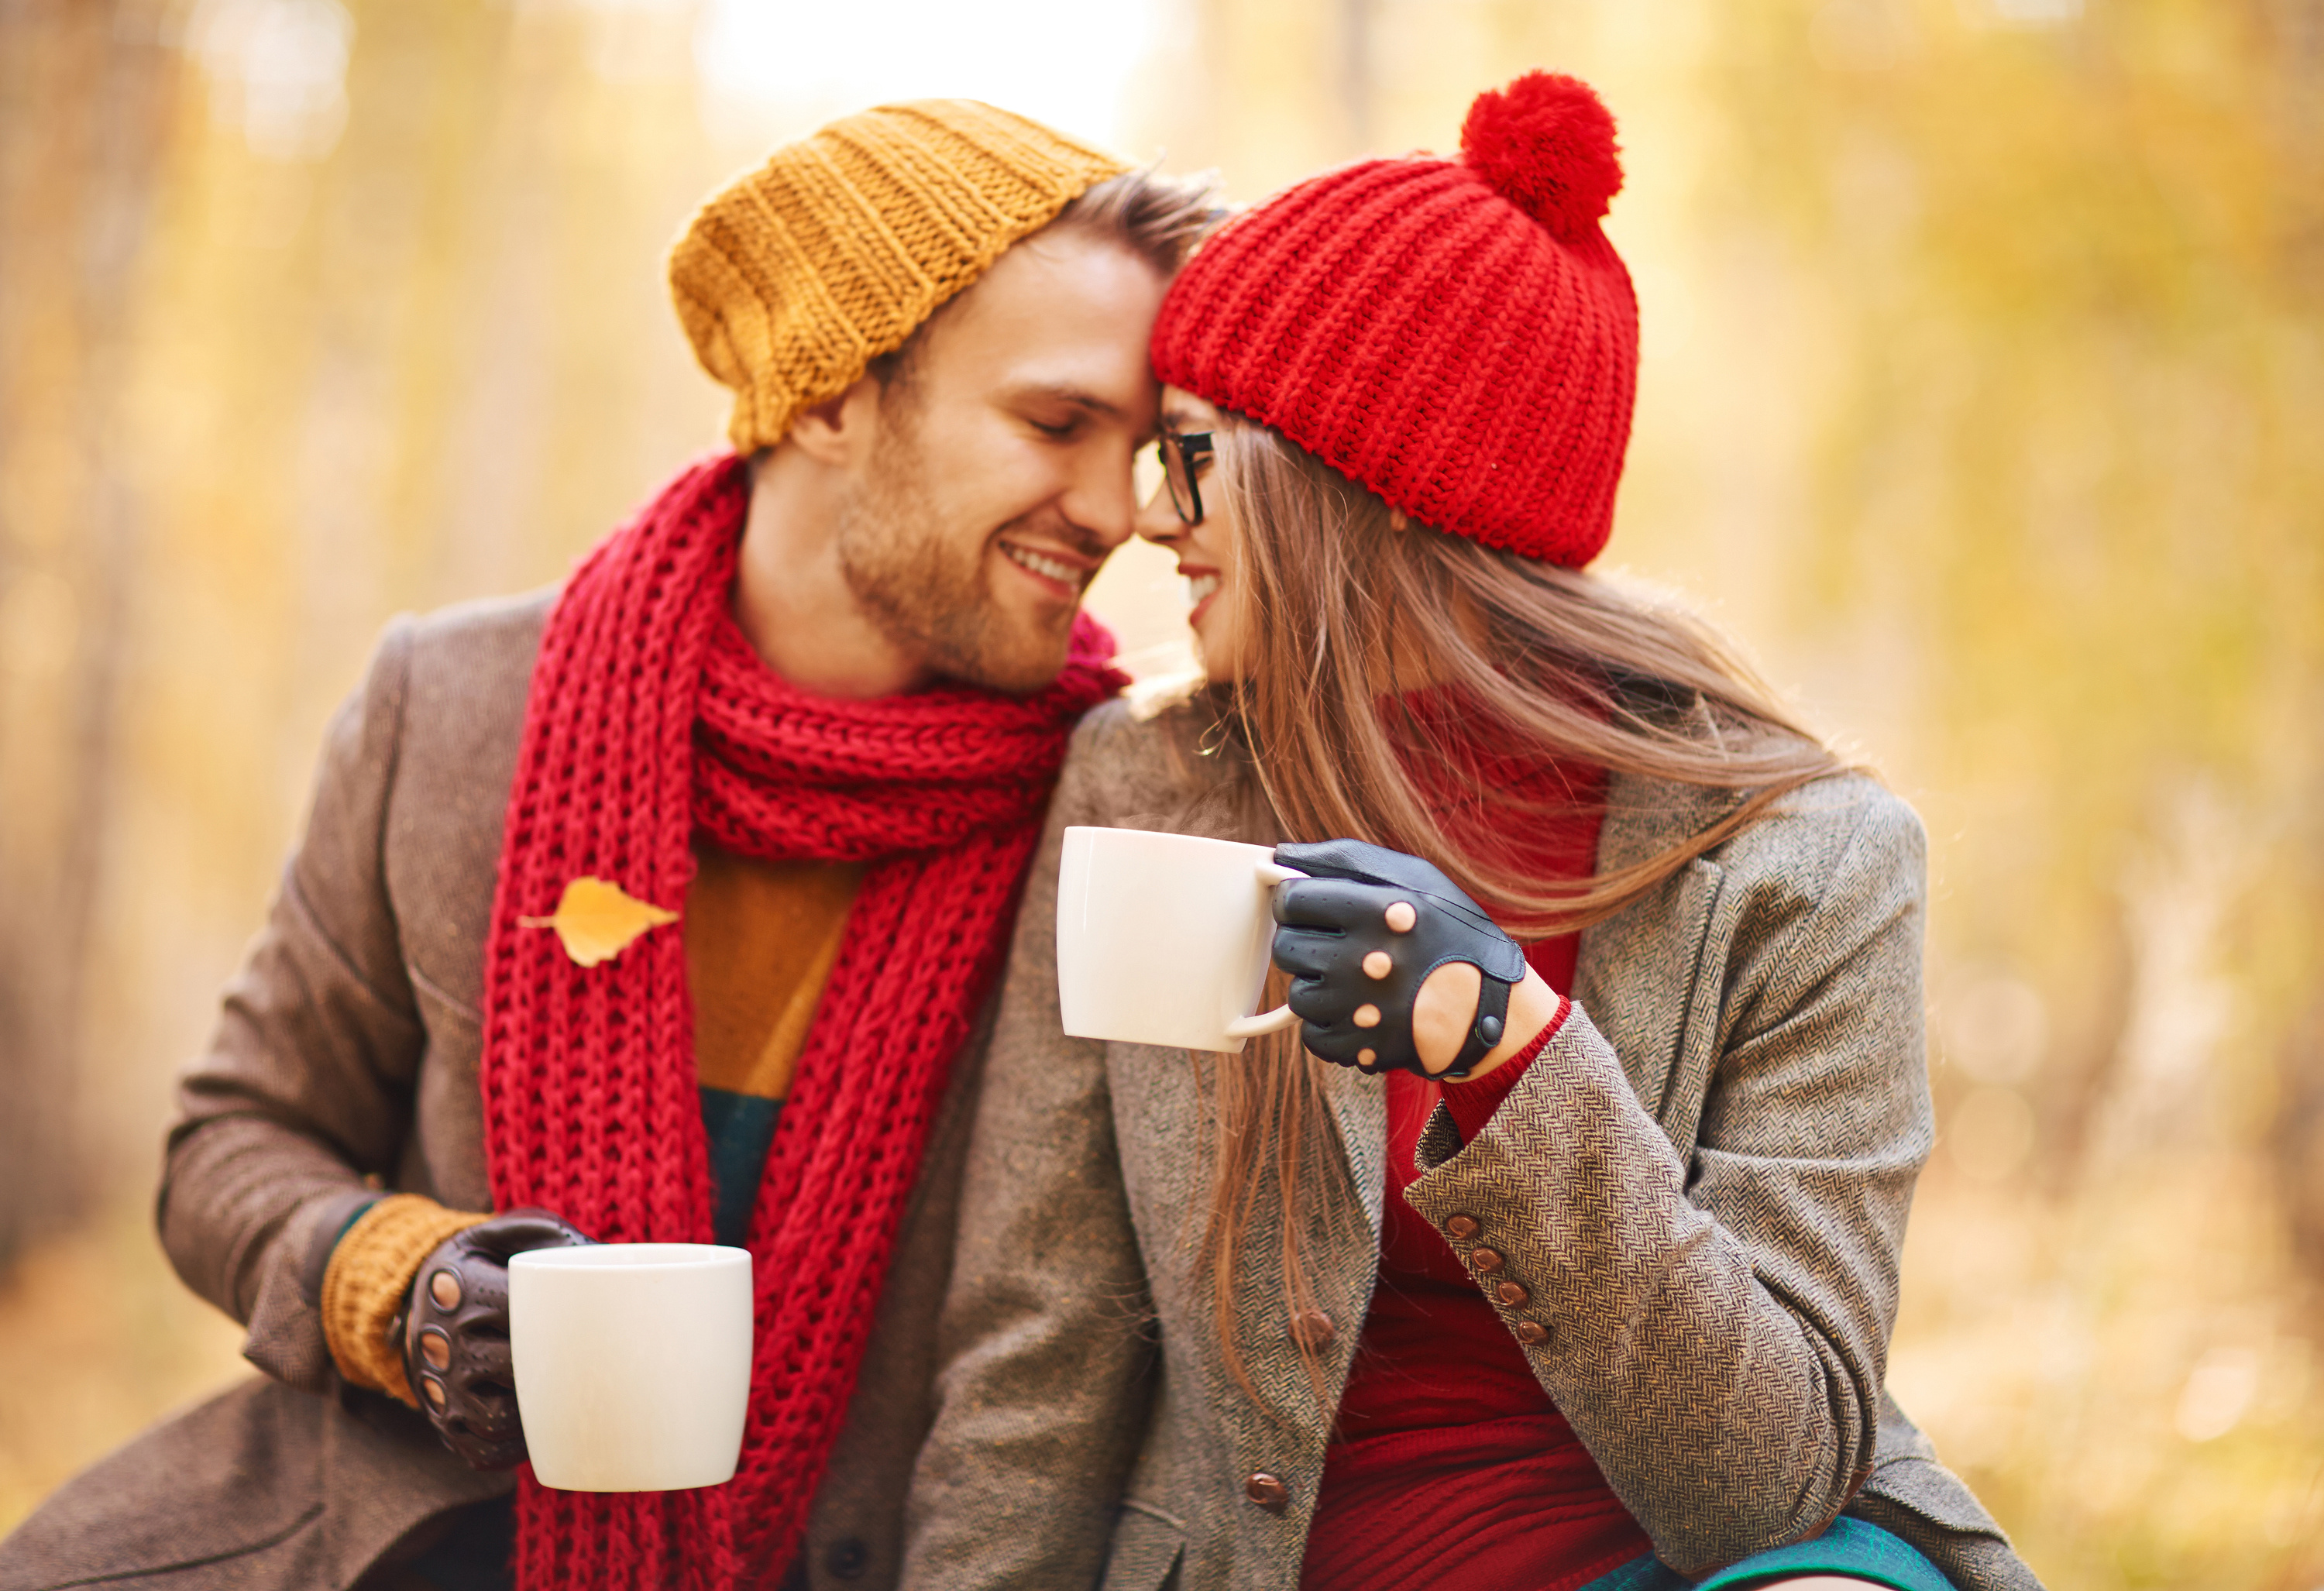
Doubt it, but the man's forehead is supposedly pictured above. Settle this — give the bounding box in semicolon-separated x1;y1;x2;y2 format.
927;235;1163;373
999;379;1130;418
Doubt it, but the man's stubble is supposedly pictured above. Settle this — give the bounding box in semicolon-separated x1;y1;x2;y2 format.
834;403;1081;696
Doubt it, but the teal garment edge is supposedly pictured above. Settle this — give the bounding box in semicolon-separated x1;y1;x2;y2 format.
700;1086;784;1249
328;1195;382;1253
1580;1517;1956;1591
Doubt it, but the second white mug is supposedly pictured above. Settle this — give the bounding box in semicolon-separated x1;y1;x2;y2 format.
508;1242;753;1493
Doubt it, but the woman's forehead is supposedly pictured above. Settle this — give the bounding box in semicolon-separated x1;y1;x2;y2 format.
1159;386;1221;428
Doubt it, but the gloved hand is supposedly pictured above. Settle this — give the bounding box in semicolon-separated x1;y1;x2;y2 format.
401;1208;593;1469
1270;839;1529;1080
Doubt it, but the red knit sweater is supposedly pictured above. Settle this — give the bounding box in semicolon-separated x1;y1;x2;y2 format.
1298;799;1651;1589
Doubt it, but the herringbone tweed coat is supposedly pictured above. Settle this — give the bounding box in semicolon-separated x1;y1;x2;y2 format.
901;691;2044;1591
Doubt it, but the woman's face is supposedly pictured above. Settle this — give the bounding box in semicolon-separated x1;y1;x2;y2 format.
1136;387;1246;681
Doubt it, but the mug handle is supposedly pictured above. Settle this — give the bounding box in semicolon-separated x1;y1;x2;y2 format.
1223;861;1306;1039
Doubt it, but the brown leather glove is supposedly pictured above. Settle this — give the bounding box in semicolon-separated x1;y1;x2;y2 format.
401;1208;593;1469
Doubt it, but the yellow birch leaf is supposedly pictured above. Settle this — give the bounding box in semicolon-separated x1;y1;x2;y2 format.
518;876;679;967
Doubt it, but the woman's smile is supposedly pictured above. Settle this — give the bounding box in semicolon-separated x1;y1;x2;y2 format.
1181;565;1222;626
1138;386;1241;678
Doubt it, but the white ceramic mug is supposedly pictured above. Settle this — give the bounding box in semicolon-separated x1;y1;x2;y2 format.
508;1242;753;1493
1056;825;1306;1053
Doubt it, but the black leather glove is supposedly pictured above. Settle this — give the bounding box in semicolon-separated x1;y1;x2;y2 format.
1270;839;1528;1080
401;1208;593;1469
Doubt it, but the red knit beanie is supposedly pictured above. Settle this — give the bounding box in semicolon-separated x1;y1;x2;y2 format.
1150;72;1638;567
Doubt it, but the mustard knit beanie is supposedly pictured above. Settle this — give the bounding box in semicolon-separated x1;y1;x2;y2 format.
670;99;1131;453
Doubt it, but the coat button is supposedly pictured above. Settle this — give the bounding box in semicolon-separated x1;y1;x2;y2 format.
1289;1309;1336;1349
1514;1320;1552;1346
1445;1214;1481;1240
825;1537;868;1579
1470;1247;1504;1274
1246;1472;1290;1510
1494;1280;1529;1307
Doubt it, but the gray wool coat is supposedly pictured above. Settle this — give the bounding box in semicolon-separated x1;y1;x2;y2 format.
900;692;2044;1591
0;593;983;1591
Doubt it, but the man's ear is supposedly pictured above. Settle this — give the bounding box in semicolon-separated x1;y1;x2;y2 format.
786;376;882;466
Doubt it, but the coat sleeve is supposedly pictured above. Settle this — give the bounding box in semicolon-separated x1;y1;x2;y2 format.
1401;785;1934;1577
901;717;1159;1590
156;617;432;1395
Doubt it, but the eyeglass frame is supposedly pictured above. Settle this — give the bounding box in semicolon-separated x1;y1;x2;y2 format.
1158;430;1214;526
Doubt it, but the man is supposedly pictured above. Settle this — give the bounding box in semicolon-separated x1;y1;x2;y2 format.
0;100;1216;1591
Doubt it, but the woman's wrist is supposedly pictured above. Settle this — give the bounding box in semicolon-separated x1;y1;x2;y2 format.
1445;966;1563;1084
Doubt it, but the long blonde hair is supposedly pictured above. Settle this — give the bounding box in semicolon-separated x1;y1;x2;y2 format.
1193;420;1855;1412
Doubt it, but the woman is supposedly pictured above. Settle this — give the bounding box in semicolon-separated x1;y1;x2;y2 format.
901;74;2040;1591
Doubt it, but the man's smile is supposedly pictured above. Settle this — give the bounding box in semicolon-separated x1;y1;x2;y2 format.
998;538;1098;596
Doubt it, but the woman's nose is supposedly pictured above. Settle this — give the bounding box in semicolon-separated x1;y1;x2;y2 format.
1135;481;1184;546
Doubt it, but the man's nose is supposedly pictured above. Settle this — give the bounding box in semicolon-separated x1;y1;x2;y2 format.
1061;441;1147;553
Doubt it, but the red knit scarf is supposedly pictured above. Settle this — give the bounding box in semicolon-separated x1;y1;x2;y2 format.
479;452;1123;1589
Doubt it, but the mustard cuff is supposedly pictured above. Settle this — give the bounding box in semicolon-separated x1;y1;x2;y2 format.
320;1194;490;1406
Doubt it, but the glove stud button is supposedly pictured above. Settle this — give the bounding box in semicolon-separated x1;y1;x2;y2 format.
418;1326;452;1371
1477;1014;1503;1045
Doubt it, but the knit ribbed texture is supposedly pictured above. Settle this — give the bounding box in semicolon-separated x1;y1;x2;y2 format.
479;452;1125;1591
671;99;1129;454
318;1194;489;1406
1150;71;1638;568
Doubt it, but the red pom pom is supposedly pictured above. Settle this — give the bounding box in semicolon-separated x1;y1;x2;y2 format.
1459;71;1623;243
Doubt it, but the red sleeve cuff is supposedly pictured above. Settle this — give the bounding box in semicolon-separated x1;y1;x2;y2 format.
1439;995;1570;1144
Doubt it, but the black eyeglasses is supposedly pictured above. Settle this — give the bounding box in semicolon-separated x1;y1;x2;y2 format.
1158;431;1214;526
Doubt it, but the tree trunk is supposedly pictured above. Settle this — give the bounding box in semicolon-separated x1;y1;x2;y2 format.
0;0;178;1275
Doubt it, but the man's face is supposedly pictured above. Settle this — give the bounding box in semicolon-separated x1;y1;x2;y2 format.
834;229;1168;694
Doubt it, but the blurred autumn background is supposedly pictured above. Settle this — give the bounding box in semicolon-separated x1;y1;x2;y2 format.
2;0;2319;1582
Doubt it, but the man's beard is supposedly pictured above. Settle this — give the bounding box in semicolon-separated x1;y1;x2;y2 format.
834;415;1082;695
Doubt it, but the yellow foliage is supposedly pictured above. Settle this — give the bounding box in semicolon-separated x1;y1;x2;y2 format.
519;876;679;968
4;0;2321;1583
